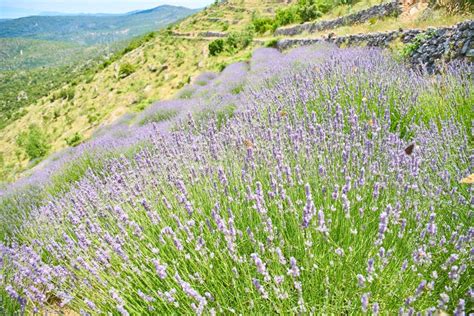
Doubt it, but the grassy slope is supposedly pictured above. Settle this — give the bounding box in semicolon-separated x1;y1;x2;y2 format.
0;0;295;182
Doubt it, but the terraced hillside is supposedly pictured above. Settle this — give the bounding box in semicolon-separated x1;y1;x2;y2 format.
0;0;297;182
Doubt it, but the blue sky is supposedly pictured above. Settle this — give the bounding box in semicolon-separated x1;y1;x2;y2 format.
0;0;214;18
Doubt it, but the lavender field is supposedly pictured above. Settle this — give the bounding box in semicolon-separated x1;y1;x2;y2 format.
1;44;473;315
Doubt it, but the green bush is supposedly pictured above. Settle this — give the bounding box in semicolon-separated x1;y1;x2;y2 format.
252;16;274;34
209;28;254;56
265;0;353;31
119;63;136;78
209;39;225;56
274;6;300;27
296;0;323;21
65;132;83;147
16;124;50;160
225;28;254;52
265;38;279;48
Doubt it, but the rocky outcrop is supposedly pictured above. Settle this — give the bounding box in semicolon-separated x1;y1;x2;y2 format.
275;1;402;36
276;20;474;72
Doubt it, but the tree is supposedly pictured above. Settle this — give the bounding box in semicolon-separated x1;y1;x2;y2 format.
16;124;50;160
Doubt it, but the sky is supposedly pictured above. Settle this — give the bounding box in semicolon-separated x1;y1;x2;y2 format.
0;0;215;18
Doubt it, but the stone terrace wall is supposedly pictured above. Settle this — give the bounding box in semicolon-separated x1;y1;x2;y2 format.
275;1;402;36
198;31;228;38
276;20;474;72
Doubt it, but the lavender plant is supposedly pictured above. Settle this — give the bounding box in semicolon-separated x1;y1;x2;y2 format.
1;44;472;315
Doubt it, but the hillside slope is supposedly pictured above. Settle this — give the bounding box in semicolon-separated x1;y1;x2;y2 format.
0;0;471;183
0;0;296;182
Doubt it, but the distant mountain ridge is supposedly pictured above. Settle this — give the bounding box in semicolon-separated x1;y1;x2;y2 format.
0;5;198;45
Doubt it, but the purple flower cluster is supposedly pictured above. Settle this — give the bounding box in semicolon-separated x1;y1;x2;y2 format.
1;43;472;314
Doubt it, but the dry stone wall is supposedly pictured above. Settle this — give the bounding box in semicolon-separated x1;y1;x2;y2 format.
275;1;402;36
276;20;474;72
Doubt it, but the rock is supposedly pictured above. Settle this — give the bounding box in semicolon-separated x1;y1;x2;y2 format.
147;65;158;72
466;49;474;57
461;41;471;54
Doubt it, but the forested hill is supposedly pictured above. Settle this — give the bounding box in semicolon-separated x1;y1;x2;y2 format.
0;5;197;45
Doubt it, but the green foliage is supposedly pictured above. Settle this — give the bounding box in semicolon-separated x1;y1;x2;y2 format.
139;109;179;126
119;62;136;78
265;38;279;48
274;6;300;27
259;0;354;32
400;31;435;58
225;28;254;52
65;132;83;147
16;124;50;160
296;0;324;21
209;39;225;56
251;16;274;34
208;28;254;56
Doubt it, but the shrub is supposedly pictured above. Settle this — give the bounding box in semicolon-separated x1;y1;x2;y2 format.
59;87;75;100
265;39;279;48
252;16;274;34
118;63;136;78
209;39;225;56
50;86;75;102
225;28;254;52
296;0;323;21
65;132;83;147
274;6;300;27
209;28;254;56
16;124;50;160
